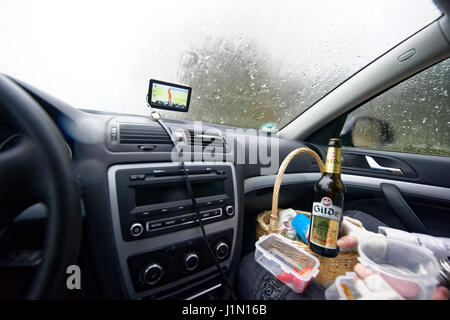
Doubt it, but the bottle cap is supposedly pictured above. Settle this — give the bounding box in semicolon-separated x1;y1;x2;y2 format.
328;138;341;147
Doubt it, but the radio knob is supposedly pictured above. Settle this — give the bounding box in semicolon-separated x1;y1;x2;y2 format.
224;205;234;217
141;263;164;285
214;241;229;260
184;252;200;271
130;223;144;237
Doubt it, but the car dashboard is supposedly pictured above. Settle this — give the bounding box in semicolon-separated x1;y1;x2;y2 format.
2;78;319;300
69;112;246;300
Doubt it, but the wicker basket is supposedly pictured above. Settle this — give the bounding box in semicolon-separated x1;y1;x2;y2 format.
255;147;359;287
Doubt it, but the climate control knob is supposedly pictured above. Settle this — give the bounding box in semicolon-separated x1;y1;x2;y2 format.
214;241;229;260
224;205;234;217
184;252;200;271
141;263;164;285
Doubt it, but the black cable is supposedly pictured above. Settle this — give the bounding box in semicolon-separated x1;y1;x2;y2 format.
153;115;238;300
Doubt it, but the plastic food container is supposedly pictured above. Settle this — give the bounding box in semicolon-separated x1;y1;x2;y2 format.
358;237;440;300
325;272;361;300
255;233;320;293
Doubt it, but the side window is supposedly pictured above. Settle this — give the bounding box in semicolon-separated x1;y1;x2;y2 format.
340;58;449;157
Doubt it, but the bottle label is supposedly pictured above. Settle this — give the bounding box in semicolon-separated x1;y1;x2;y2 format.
324;147;341;174
310;197;342;249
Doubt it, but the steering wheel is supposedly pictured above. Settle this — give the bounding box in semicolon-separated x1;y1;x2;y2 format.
0;74;82;299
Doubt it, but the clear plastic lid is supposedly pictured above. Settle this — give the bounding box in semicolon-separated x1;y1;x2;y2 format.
325;272;361;300
357;237;440;299
255;233;320;293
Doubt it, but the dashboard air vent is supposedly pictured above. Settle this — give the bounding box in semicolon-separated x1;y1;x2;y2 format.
185;129;226;149
119;123;172;145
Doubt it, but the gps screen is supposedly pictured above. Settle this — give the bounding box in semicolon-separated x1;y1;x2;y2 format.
148;79;191;112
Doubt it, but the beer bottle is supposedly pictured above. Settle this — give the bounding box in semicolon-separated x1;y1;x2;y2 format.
308;138;345;258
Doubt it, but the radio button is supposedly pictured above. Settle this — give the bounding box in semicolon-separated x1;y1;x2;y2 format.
201;211;212;219
225;205;234;217
177;216;190;224
136;211;150;218
130;174;145;181
187;214;198;221
198;201;212;207
163;219;176;227
130;223;144;237
147;221;163;230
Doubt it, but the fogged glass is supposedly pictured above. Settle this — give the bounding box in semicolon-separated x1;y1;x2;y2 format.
0;0;441;129
342;59;450;156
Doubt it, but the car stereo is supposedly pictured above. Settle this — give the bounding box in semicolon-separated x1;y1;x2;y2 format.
108;162;238;299
113;163;236;242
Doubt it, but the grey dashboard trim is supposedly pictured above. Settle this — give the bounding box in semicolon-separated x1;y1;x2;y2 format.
244;172;321;194
244;173;450;202
107;162;238;300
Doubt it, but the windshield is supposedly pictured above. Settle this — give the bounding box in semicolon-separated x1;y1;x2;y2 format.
0;0;441;129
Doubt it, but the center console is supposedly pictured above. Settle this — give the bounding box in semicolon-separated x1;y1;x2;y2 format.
107;162;238;299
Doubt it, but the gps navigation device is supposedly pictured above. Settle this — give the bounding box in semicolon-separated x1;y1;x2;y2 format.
147;79;192;112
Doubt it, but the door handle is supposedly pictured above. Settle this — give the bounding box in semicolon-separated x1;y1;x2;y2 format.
365;156;403;175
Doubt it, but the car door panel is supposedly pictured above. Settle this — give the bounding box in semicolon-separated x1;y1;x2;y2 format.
311;143;450;237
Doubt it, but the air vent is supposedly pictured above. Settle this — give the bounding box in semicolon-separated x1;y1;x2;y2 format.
185;129;226;150
119;123;172;145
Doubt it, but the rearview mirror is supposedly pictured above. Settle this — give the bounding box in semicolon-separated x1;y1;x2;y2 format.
340;116;394;148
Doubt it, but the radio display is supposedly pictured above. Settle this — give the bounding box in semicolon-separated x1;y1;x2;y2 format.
135;180;225;207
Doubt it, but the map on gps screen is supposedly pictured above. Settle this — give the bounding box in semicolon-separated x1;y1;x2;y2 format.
150;81;190;111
